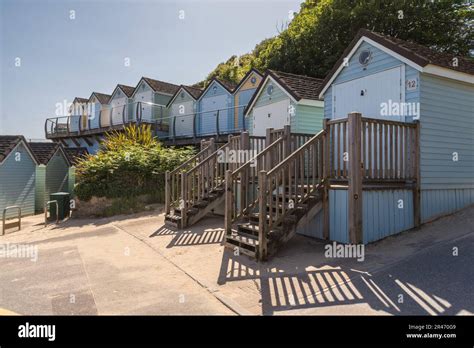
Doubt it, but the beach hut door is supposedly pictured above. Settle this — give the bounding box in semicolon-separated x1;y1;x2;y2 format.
333;66;403;121
252;99;290;136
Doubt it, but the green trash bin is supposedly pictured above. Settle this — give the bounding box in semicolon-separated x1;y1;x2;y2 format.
49;192;71;221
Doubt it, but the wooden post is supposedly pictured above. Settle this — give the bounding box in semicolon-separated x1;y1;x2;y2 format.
209;137;215;151
413;120;421;228
224;170;232;237
283;125;291;158
241;131;250;151
265;128;273;171
258;170;268;261
348;113;363;244
165;171;170;215
180;172;187;229
193;112;197;139
241;132;250;209
322;119;330;239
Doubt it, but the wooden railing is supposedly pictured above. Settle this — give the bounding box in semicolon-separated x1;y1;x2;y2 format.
326;113;420;243
165;139;216;214
225;129;290;234
225;126;317;238
326;117;418;182
250;136;266;154
180;134;243;224
167;131;280;227
257;130;326;259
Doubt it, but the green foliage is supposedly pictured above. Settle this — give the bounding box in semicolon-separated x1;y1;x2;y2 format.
74;124;195;201
200;0;473;84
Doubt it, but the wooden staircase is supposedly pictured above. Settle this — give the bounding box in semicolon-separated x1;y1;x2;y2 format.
164;125;326;261
165;186;226;228
165;133;266;229
225;129;327;260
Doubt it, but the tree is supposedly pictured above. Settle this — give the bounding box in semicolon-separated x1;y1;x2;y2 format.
198;0;473;85
265;0;473;77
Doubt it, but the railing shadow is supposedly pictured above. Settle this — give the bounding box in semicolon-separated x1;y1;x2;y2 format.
150;225;225;249
217;247;468;315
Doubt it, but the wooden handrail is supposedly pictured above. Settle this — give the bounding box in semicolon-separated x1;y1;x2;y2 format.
231;137;284;177
186;142;229;172
181;135;242;220
225;127;291;235
361;117;417;128
258;130;326;259
267;130;325;177
169;143;214;175
326;117;417;181
165;139;216;214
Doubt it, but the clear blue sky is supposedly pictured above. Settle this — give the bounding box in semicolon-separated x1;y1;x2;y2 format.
0;0;302;139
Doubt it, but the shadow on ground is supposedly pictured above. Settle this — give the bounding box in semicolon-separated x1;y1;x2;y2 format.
151;224;225;249
215;243;473;315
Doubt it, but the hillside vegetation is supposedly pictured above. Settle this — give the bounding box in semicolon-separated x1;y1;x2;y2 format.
199;0;473;86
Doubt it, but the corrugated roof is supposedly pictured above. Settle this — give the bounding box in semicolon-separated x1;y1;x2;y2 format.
182;85;203;99
361;29;474;75
268;70;324;101
117;84;135;98
29;142;61;165
216;79;237;93
73;97;89;104
91;92;111;105
0;136;24;163
142;77;180;95
64;147;89;165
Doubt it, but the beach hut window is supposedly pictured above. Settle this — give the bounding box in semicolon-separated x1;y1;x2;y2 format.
267;85;274;95
359;50;372;66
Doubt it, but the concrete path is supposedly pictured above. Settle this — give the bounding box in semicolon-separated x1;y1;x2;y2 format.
0;204;472;315
0;213;233;315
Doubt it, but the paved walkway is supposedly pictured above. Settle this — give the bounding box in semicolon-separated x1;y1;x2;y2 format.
0;213;233;315
0;205;473;315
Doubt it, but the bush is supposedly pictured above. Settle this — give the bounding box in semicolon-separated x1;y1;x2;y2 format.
74;124;195;202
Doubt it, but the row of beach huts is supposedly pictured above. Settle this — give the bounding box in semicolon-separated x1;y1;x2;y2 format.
2;29;473;250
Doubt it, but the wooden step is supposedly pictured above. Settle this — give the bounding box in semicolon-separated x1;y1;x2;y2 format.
237;222;259;237
164;214;181;228
227;232;258;247
249;213;270;223
224;242;256;258
173;207;198;216
225;232;258;258
210;187;224;194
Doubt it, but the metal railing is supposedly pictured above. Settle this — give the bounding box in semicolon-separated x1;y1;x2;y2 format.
166;104;249;140
44;200;59;226
2;206;21;235
45;101;168;138
45;101;255;140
